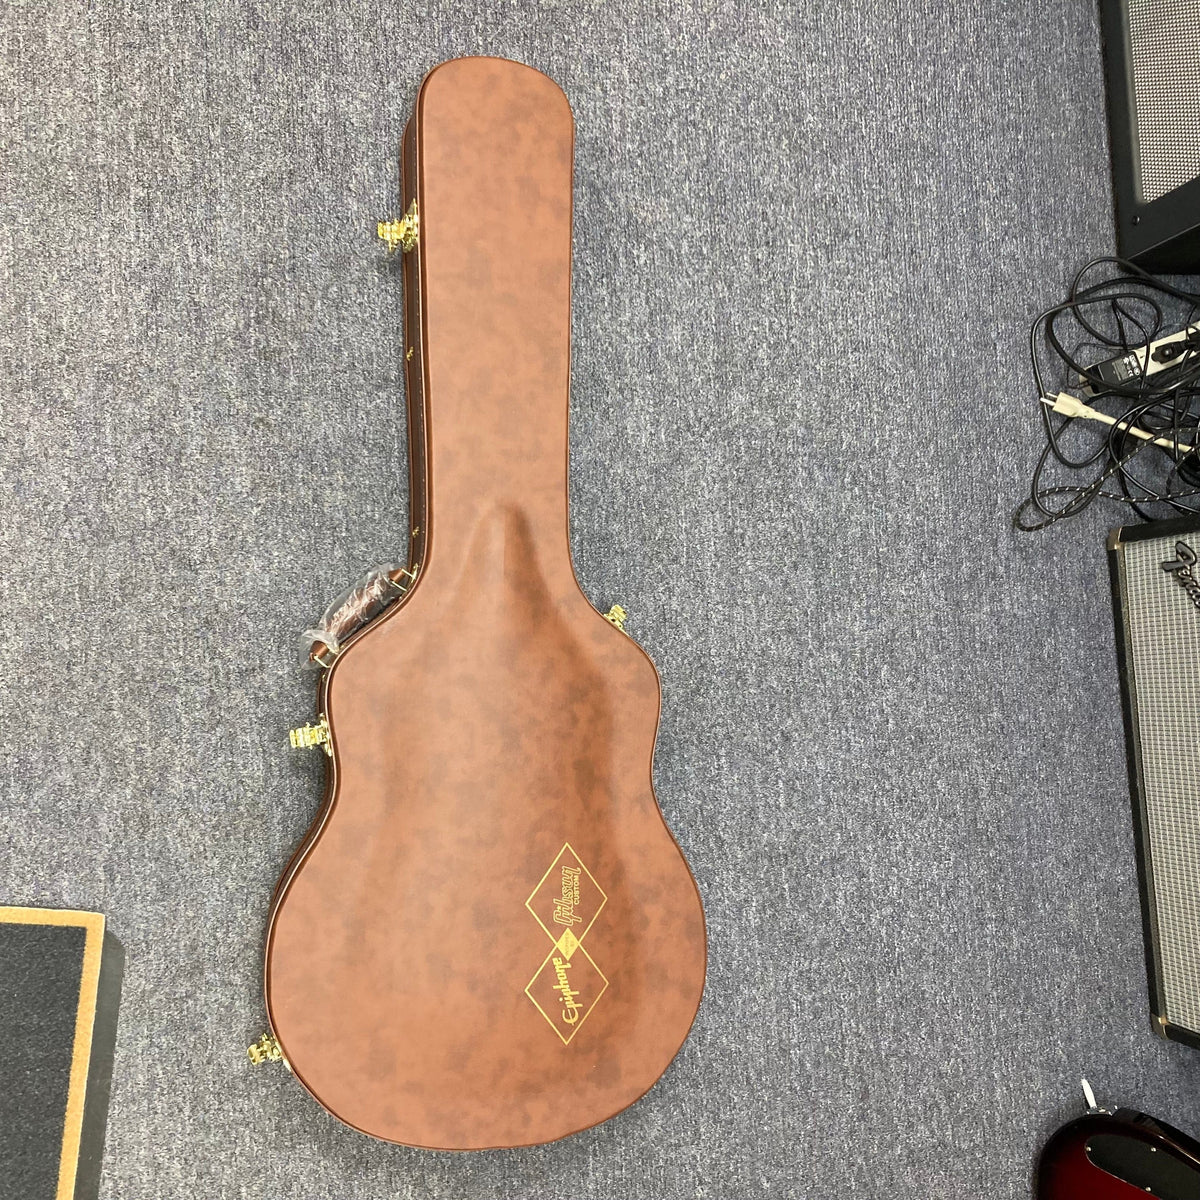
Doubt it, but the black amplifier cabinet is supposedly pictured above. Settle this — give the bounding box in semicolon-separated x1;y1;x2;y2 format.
1100;0;1200;271
1109;518;1200;1047
0;908;123;1200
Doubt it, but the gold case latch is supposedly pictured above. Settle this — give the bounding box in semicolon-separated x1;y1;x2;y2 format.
289;715;332;755
603;604;628;633
247;1033;284;1065
377;200;419;254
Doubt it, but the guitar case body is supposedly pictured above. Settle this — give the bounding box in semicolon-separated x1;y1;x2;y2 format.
263;56;707;1151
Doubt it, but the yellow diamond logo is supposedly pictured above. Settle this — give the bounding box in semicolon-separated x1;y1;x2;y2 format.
524;843;608;1043
525;842;606;944
524;940;608;1045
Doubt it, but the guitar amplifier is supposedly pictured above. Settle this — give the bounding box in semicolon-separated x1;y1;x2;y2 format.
0;908;123;1200
1109;518;1200;1047
1099;0;1200;270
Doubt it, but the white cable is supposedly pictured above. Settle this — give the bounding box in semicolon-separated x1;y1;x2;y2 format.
1041;392;1194;454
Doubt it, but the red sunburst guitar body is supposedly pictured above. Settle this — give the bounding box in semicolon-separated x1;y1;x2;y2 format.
1037;1105;1200;1199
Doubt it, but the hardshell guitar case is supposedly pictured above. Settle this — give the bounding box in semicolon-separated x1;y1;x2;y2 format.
263;57;707;1150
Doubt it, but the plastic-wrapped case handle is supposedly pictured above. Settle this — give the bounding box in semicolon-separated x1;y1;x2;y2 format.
302;563;418;666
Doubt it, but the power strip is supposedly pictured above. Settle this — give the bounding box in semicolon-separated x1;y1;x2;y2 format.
1080;322;1200;394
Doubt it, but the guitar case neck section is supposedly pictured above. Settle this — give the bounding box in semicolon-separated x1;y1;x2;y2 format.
413;58;574;579
400;115;427;573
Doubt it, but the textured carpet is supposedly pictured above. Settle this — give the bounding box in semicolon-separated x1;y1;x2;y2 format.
2;2;1197;1197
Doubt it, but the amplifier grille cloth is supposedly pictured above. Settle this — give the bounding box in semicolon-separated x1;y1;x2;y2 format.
1127;0;1200;203
1122;531;1200;1034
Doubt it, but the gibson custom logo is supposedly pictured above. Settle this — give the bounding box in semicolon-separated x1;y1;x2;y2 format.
1161;541;1200;611
524;843;608;1045
553;866;582;927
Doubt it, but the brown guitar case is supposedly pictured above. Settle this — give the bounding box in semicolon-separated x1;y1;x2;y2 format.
263;57;707;1150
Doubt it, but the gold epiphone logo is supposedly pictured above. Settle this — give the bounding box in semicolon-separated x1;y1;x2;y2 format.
524;844;607;1044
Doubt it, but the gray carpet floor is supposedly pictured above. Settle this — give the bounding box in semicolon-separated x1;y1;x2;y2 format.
3;2;1198;1197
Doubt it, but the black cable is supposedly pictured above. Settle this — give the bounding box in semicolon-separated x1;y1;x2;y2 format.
1016;258;1200;531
